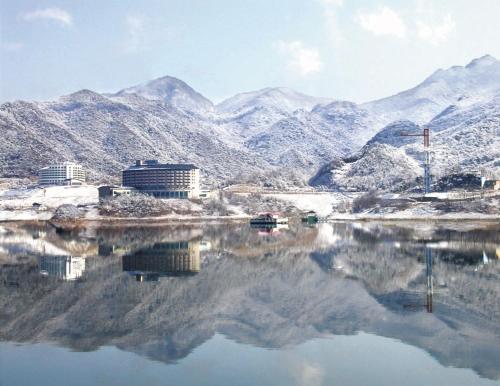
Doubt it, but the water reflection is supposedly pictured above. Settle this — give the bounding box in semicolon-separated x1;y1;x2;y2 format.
426;247;433;313
39;255;86;281
251;223;289;236
123;240;201;281
0;221;499;382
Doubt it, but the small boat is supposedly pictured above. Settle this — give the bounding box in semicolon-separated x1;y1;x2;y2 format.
250;212;288;225
301;211;319;224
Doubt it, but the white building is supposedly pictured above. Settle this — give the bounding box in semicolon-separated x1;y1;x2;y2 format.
38;162;86;186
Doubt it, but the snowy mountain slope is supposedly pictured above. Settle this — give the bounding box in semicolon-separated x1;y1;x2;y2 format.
0;91;266;184
245;109;357;167
217;87;331;115
311;143;422;191
1;54;500;188
216;87;334;139
311;100;383;145
240;100;382;172
112;75;214;114
364;120;421;148
363;55;500;125
312;93;500;191
428;93;500;176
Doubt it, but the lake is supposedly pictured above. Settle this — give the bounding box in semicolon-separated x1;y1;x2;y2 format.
0;221;499;386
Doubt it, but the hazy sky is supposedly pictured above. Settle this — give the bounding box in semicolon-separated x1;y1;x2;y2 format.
1;0;500;103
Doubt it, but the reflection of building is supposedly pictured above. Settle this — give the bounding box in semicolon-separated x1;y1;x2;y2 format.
122;160;200;199
38;255;86;280
123;240;200;281
38;162;85;186
251;223;288;236
199;240;212;252
98;243;131;257
483;179;500;190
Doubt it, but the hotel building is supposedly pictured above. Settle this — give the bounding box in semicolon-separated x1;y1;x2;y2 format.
38;162;86;186
122;160;200;198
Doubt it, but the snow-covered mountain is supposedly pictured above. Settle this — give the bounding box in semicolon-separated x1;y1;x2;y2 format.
1;55;500;189
363;54;500;125
215;87;334;139
217;87;331;115
312;94;500;191
112;76;214;114
0;89;265;185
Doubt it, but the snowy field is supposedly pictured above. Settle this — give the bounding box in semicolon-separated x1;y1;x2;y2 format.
0;185;99;221
267;192;352;217
0;184;497;222
0;185;99;209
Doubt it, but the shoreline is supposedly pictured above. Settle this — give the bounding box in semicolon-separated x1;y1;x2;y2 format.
1;213;498;227
326;214;500;222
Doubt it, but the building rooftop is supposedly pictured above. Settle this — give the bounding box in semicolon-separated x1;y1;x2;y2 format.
39;161;82;170
126;160;199;171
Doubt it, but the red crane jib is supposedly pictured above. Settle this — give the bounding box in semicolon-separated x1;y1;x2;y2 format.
399;128;430;147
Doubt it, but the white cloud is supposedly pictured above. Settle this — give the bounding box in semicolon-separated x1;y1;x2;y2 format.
319;0;344;45
22;7;73;26
1;42;24;51
276;40;324;76
318;0;343;6
417;14;456;45
356;6;406;38
124;15;146;53
292;361;325;386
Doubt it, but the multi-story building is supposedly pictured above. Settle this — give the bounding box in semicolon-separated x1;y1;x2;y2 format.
122;160;200;198
38;162;86;186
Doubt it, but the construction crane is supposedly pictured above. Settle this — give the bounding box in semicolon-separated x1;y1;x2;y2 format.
400;128;431;194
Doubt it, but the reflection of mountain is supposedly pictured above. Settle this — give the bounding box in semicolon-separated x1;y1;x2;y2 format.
0;223;499;380
123;240;201;281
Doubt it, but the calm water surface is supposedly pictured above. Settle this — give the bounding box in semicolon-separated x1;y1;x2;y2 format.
0;221;499;386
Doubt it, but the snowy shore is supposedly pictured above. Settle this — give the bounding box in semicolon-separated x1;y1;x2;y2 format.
0;185;498;223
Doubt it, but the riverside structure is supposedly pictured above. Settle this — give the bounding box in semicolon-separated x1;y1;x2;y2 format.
38;162;86;186
122;160;200;199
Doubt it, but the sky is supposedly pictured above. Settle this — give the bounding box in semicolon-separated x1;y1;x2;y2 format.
1;0;500;104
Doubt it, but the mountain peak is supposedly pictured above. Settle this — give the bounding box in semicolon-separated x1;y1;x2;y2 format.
216;87;332;114
113;75;213;113
365;54;500;125
61;89;107;103
424;55;500;84
466;54;498;68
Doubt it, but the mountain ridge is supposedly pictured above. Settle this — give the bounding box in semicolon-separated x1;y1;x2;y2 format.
1;54;499;190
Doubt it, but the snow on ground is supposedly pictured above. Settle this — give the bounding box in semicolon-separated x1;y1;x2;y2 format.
268;192;345;217
0;185;99;209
